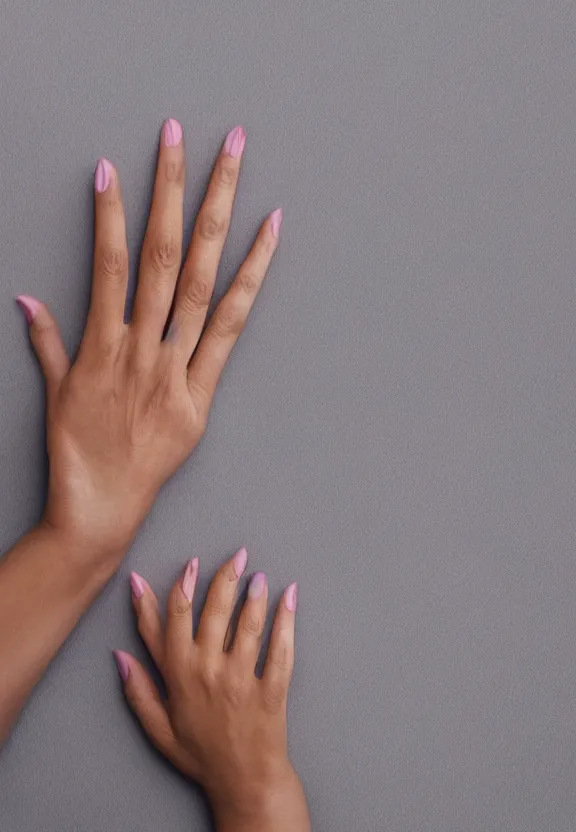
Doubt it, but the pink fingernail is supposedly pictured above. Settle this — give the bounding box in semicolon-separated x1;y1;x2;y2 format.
270;208;283;239
95;158;113;193
223;126;246;159
248;572;267;600
285;582;298;612
113;650;130;682
16;295;42;325
164;118;183;148
182;558;198;602
232;547;248;578
130;571;146;600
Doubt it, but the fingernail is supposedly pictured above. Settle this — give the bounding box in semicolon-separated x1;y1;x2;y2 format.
270;208;283;239
285;582;298;612
95;158;113;193
16;295;42;325
182;558;198;602
164;118;183;148
248;572;267;600
223;126;246;159
232;547;248;578
113;650;130;682
130;571;146;600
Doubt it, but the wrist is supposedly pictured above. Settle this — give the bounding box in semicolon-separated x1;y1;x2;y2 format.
209;762;310;832
37;517;127;586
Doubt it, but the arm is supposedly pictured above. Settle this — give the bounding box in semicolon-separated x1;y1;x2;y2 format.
0;120;281;742
0;525;119;743
113;552;311;832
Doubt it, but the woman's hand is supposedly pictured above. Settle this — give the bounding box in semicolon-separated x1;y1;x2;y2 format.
114;552;310;832
19;120;281;566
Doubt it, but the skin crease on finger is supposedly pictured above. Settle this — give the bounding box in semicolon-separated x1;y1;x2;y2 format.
0;119;310;831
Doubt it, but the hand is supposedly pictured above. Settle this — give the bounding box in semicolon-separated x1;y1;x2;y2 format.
17;121;282;564
113;551;310;832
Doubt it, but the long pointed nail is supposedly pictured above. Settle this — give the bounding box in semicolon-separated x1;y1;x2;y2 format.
285;582;298;612
248;572;267;600
113;650;130;682
182;558;198;602
130;572;146;600
232;547;248;578
224;126;246;159
270;208;283;239
95;158;113;193
164;118;183;148
16;295;42;325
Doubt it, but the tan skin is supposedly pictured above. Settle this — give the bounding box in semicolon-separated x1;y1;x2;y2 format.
0;120;310;830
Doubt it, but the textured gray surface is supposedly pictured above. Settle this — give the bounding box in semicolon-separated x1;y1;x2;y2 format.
1;1;576;830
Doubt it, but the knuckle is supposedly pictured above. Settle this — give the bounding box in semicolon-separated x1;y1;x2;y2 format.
268;644;291;673
97;246;127;280
164;159;185;184
199;659;220;688
204;595;230;620
169;599;192;618
197;211;227;241
217;162;236;187
148;234;180;273
181;275;212;314
241;614;263;638
211;304;244;339
263;682;286;715
236;271;260;294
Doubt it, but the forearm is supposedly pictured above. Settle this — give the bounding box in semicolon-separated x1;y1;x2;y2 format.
0;523;119;743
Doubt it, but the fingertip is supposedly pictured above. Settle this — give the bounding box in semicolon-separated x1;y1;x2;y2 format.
130;571;147;601
95;158;115;194
232;547;248;579
284;582;298;613
112;650;131;683
269;208;283;240
16;295;43;325
182;557;199;602
163;118;183;148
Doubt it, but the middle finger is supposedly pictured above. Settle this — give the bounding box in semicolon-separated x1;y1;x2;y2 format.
168;126;246;359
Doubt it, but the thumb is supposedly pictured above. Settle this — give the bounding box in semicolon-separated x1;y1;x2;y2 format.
112;650;192;774
16;296;69;395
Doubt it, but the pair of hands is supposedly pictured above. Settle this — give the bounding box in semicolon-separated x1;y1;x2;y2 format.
15;119;309;830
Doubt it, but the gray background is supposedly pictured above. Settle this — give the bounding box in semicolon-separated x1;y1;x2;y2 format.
0;1;575;830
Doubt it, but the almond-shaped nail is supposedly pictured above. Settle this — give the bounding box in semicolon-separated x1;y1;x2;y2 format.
285;582;298;612
164;118;183;148
270;208;283;239
248;572;267;601
130;571;146;600
113;650;130;682
95;158;113;193
232;547;248;578
182;558;198;602
223;126;246;159
16;295;42;325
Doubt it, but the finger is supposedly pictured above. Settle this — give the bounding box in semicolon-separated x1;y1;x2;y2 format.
229;572;268;675
130;572;164;672
187;209;282;407
112;651;187;768
132;119;185;342
165;558;198;672
195;548;248;654
85;159;129;346
168;126;246;360
16;296;70;397
261;583;297;709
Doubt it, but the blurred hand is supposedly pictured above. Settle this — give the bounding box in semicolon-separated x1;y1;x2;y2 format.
113;551;310;832
18;121;281;563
